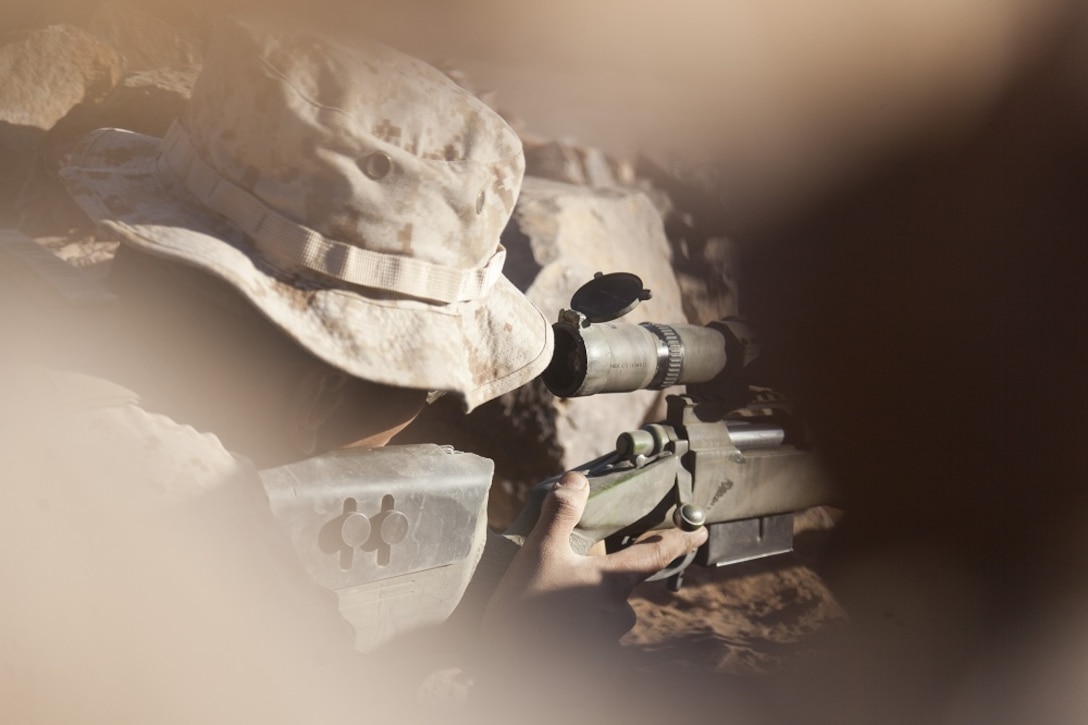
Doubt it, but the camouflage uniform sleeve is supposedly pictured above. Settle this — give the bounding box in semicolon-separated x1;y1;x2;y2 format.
0;367;400;723
6;366;259;499
77;388;262;501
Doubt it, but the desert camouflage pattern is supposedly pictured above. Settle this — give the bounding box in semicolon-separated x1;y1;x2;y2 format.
60;18;552;410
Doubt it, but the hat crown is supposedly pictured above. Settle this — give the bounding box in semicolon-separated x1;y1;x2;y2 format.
59;20;552;409
180;21;524;278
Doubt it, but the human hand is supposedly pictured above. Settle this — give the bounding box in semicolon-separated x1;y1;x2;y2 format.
484;471;708;653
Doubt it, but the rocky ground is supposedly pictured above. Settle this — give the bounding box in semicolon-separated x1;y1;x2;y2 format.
624;507;845;676
627;560;841;675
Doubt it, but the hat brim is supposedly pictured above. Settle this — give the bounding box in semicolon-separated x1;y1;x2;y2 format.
60;129;553;411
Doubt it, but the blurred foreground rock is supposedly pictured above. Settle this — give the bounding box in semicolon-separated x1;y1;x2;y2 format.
84;0;204;72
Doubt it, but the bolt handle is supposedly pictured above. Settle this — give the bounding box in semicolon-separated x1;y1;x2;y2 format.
673;503;707;532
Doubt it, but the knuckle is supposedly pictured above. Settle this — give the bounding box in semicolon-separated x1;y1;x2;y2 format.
547;489;582;523
560;471;588;488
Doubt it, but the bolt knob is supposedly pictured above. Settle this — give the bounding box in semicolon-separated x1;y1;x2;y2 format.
617;429;655;457
673;503;707;532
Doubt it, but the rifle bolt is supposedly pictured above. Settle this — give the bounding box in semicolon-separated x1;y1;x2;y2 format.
674;503;707;531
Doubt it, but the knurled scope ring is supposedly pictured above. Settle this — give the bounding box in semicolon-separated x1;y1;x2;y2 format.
644;323;684;388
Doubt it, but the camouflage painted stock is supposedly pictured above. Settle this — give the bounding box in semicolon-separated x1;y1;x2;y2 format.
505;273;834;588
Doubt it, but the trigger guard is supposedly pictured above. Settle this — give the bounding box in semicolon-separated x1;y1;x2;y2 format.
644;548;698;582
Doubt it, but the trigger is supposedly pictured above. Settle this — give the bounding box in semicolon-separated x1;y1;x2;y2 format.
644;548;698;589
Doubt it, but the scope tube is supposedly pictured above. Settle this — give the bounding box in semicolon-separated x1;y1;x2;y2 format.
543;319;728;397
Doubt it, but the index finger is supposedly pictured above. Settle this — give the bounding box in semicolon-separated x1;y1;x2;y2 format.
600;526;708;582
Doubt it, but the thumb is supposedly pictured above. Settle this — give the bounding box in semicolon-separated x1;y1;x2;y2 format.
525;472;590;553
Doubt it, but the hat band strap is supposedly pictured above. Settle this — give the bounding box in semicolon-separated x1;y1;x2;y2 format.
158;121;505;304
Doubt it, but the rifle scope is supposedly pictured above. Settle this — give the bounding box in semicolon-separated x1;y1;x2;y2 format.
543;315;730;397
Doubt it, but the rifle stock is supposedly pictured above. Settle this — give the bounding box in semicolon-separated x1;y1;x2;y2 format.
259;444;493;651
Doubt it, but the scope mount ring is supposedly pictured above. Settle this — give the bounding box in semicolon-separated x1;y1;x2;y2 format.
569;272;652;323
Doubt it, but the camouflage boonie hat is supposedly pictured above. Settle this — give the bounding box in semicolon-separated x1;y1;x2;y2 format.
60;19;552;410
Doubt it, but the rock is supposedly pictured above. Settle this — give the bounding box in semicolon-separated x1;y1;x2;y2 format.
523;139;587;186
524;138;637;190
91;64;199;136
0;24;122;131
24;63;200;236
672;233;741;324
8;154;92;237
511;177;685;318
0;126;43;228
504;175;683;468
610;156;637;186
636;151;734;237
578;146;617;187
84;0;204;72
507;177;688;469
50;64;200;144
638;152;742;322
0;24;123;227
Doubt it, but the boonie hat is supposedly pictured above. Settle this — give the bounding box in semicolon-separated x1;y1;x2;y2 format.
60;18;552;410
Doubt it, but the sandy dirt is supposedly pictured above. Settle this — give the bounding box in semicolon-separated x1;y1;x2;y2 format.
623;508;846;676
